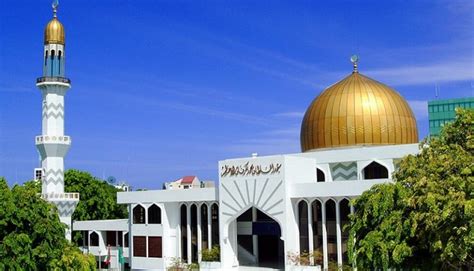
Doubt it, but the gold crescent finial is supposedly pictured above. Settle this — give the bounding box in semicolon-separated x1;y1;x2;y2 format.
350;55;359;73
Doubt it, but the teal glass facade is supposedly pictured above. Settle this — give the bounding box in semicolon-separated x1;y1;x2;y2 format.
428;97;474;136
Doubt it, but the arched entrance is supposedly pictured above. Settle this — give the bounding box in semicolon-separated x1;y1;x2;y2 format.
235;207;284;269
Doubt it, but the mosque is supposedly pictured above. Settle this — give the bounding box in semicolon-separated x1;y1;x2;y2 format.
36;2;421;271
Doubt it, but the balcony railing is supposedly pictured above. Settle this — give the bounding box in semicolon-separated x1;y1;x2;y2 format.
41;192;80;200
36;76;71;84
36;135;71;144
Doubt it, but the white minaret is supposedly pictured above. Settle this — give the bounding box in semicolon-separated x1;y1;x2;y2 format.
35;0;79;241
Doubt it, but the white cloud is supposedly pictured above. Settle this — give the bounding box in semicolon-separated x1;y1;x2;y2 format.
272;111;305;118
366;60;473;86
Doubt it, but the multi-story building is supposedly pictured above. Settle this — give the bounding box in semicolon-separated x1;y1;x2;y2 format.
428;97;474;136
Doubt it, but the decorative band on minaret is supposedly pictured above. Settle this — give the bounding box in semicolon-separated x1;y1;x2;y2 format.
35;0;79;241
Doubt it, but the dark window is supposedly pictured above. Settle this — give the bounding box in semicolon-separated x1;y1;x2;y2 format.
298;201;309;253
83;231;89;246
133;236;146;257
148;237;162;258
201;204;208;249
148;204;161;224
118;231;123;247
237;208;252;221
311;201;323;264
44;50;48;66
340;199;351;264
325;200;337;261
124;232;129;248
133;205;145;224
363;162;389;179
180;204;187;260
211;203;219;247
90;232;99;247
317;168;325;182
191;204;198;263
106;231;117;246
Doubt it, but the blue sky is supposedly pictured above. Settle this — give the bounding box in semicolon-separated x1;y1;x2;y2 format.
1;0;472;188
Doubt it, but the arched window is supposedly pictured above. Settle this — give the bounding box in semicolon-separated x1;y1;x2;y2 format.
50;50;55;75
44;50;48;66
311;200;323;264
298;201;309;253
340;199;351;264
191;204;198;263
90;232;99;247
58;50;62;74
211;203;219;247
317;168;325;182
201;204;209;249
325;200;337;261
133;205;145;224
363;161;388;179
148;204;161;224
180;205;188;261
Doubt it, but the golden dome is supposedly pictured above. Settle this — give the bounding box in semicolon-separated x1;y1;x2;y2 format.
300;71;418;151
44;17;65;45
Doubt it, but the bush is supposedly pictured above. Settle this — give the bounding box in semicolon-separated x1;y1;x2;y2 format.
201;246;220;262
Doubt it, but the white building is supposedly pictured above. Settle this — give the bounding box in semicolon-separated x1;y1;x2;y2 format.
36;2;421;269
73;60;420;270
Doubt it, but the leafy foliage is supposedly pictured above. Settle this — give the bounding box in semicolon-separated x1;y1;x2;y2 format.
64;169;128;222
201;245;220;262
50;244;96;271
348;108;474;270
0;178;95;270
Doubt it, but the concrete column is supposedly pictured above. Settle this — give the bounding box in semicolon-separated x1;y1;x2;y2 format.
207;204;212;249
197;204;202;262
252;207;259;263
321;200;328;270
308;201;314;265
336;200;342;267
187;205;192;264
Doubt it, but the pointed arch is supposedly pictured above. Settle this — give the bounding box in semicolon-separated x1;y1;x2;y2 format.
180;204;188;261
211;203;219;247
133;204;146;224
298;200;309;253
317;168;325;182
148;204;161;224
90;231;99;247
363;161;389;179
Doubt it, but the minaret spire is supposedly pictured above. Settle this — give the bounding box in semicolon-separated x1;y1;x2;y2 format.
52;0;58;18
350;54;359;73
36;0;78;241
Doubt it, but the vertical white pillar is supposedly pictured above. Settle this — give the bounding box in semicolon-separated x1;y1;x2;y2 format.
308;201;314;265
207;204;212;249
252;207;259;263
187;205;192;264
321;200;328;270
197;204;202;263
336;200;342;267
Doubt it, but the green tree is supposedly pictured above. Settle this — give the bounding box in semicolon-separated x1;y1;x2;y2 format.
50;244;96;271
0;178;95;270
64;169;128;243
348;108;474;270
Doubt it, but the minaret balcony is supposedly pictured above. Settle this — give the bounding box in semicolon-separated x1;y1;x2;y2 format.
37;76;71;84
36;135;71;145
41;192;80;201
